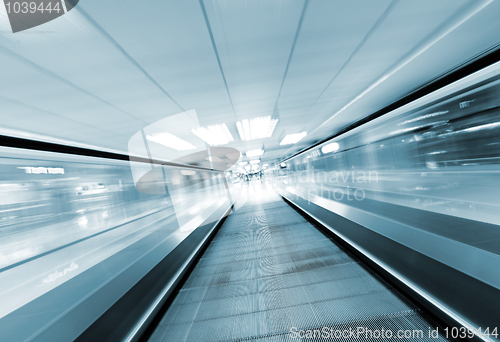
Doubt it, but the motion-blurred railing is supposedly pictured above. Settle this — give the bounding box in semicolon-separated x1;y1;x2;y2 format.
273;59;500;341
0;144;239;341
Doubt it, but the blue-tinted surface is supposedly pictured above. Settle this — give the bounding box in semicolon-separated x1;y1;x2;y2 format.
272;66;500;299
274;73;500;225
0;148;237;339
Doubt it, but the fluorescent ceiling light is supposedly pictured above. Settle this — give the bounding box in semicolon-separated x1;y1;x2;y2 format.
191;123;233;146
245;149;264;158
147;132;196;151
238;162;248;166
250;160;260;164
263;164;269;167
279;132;307;146
321;142;340;154
236;116;278;141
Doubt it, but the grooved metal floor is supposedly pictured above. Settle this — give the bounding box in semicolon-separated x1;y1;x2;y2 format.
149;186;455;341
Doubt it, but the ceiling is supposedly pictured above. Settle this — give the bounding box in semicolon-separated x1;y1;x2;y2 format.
0;0;499;168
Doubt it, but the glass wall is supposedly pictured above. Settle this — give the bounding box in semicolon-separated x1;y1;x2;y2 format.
0;146;232;340
275;76;500;226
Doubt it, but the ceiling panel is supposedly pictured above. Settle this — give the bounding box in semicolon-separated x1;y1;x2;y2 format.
0;0;499;167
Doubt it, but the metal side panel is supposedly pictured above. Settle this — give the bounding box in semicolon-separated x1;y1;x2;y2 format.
0;197;231;342
277;187;500;342
74;198;233;342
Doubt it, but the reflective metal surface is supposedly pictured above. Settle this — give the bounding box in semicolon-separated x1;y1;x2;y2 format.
0;147;235;341
273;62;500;339
276;71;500;224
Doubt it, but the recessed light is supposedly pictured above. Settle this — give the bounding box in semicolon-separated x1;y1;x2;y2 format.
279;132;307;146
245;149;264;157
236;116;278;141
191;123;233;146
147;132;196;151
